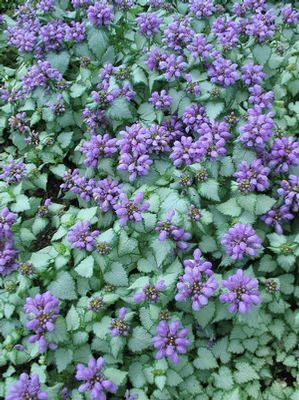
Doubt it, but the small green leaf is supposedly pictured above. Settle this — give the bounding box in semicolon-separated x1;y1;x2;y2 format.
75;255;94;278
66;306;80;331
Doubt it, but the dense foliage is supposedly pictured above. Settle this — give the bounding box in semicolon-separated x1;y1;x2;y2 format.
0;0;298;399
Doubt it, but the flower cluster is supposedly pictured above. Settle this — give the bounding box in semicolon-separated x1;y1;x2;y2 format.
156;210;191;250
67;221;99;251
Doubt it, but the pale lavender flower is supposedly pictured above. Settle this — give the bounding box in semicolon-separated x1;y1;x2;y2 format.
277;175;299;212
115;0;135;10
134;280;165;304
212;17;240;49
6;373;48;400
38;198;52;217
183;248;213;272
61;169;96;202
261;205;294;234
93;178;122;212
241;63;266;86
110;307;129;336
149;90;172;111
234;159;270;193
67;221;99;251
22;61;62;93
76;357;117;400
81;134;117;168
136;12;163;37
219;269;261;313
114;192;149;226
268;136;299;173
188;205;202;221
184;74;201;95
145;47;165;71
221;223;262;261
24;292;59;353
148;124;173;153
153;320;190;364
87;1;114;27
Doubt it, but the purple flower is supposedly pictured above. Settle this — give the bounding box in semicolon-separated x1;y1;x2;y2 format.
87;1;114;27
234;159;270;193
248;85;273;109
145;47;165;71
6;373;48;400
159;54;187;81
186;34;213;61
37;0;55;12
184;74;201;95
162;116;184;141
8;112;29;134
76;357;117;400
0;208;17;240
7;25;38;54
71;0;92;8
65;21;86;43
175;249;217;310
189;0;215;18
24;292;59;353
240;107;274;151
67;221;99;251
170;136;205;167
245;10;276;43
61;169;96;202
114;192;149;226
268;136;299;174
149;90;172;111
134;280;165;304
207;53;239;87
81;134;117;168
153;320;190;364
40;21;66;52
0;160;27;185
148;124;173;153
182;104;208;133
149;0;164;7
22;61;62;94
115;0;135;10
261;205;294;235
241;63;266;86
156;209;191;250
93;178;122;212
281;5;299;25
137;12;163;37
219;269;261;313
38;198;52;217
197;121;231;160
162;17;192;53
83;108;108;132
188;205;202;221
221;223;262;261
0;239;18;276
212;17;240;50
110;307;129;336
277;175;299;212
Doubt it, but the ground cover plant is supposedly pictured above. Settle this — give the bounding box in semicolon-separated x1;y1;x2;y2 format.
0;0;298;399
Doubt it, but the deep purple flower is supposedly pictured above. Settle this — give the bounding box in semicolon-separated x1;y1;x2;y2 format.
93;178;122;212
159;54;187;81
162;17;192;53
145;47;165;71
153;320;190;364
22;61;62;94
0;239;18;276
240;107;274;150
182;104;208;133
197;121;231;160
183;248;213;272
245;10;276;43
137;12;163;37
261;205;294;234
241;63;266;87
149;90;172;111
81;134;117;168
148;124;173;153
156;209;191;250
219;269;261;313
6;373;48;400
277;175;299;212
118;153;153;181
0;208;17;240
87;1;114;27
110;307;129;336
65;21;86;43
170;136;205;167
207;53;239;87
268;136;299;173
76;357;117;400
114;192;149;226
221;223;262;261
134;280;165;304
281;5;299;25
186;34;213;61
248;85;273;109
67;221;99;251
0;160;27;185
212;17;240;49
234;159;270;193
40;20;66;52
24;292;59;353
189;0;215;18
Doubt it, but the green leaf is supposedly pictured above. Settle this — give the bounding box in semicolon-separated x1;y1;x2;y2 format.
237;193;257;214
118;231;138;256
55;348;73;372
87;27;108;59
75;255;94;278
166;370;183;386
155;375;166;391
199;179;220;201
194;348;218;370
70;84;86;98
128;327;152;352
213;366;234;390
252;45;272;65
46;51;70;74
255;195;276;215
193;301;215;328
11;194;30;212
107;98;132;121
129;363;146;388
66;305;80;331
217;198;241;217
48;272;76;300
151;238;174;267
234;362;258;383
104;262;128;286
205;102;224;120
104;368;127;386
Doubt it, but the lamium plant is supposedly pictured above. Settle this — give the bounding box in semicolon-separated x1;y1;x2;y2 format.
0;0;298;399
